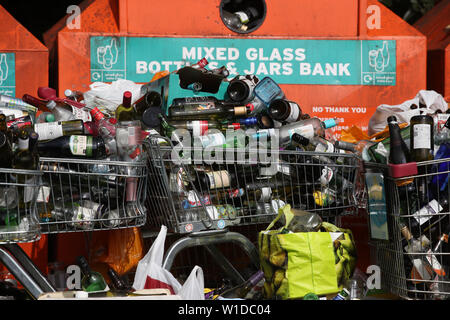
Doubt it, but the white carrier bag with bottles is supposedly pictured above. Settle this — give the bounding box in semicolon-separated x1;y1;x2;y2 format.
132;225;205;300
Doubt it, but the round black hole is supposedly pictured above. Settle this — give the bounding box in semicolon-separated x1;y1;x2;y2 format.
219;0;267;34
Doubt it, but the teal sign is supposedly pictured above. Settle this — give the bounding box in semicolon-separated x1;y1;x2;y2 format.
0;53;15;96
90;37;396;86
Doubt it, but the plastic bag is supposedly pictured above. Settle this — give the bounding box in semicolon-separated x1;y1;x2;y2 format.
132;225;205;299
103;227;144;275
368;90;448;136
178;266;205;300
83;79;143;112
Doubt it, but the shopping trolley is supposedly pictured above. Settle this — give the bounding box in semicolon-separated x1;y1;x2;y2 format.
0;167;55;299
144;134;362;286
0;150;148;299
366;157;450;300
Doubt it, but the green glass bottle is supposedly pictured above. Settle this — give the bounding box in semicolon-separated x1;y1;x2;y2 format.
115;91;136;121
77;256;107;292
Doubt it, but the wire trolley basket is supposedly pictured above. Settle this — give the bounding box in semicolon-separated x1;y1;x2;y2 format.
0;168;42;244
36;153;148;234
366;157;450;300
145;135;363;234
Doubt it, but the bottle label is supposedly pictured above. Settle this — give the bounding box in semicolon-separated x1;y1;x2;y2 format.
23;176;37;203
206;170;230;189
285;102;300;122
436;114;450;131
192;121;208;137
200;133;226;148
320;167;334;185
413;199;443;225
228;188;245;198
36;186;51;203
70;105;91;122
69;135;93;157
235;11;250;23
426;250;445;276
34;122;64;141
186;191;211;207
315;141;334;153
259;187;272;202
288;124;314;140
413;124;431;149
128;126;139;146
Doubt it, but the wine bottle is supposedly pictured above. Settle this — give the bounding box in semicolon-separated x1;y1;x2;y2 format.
233;6;260;25
77;256;108;292
34;120;84;141
279;208;323;233
410;114;434;205
334;139;376;162
0;131;12;168
221;9;249;31
168;101;254;120
268;99;302;123
166;119;240;137
64;89;85;103
90;107;116;138
387;116;412;164
115;91;136;121
227;75;258;102
191;166;258;191
278;117;339;147
0;114;13;146
107;268;130;296
37;135;107;159
12;130;37;170
219;270;265;299
133;91;162;117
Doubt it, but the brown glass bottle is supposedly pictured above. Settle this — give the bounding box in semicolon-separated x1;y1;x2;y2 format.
410;114;434;162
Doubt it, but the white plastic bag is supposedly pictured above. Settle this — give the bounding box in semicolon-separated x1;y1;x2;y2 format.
178;266;205;300
83;79;143;112
368;90;448;136
131;225;182;294
132;225;205;300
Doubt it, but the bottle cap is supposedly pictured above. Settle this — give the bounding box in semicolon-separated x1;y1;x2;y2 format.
46;100;56;110
323;118;338;129
231;123;241;130
45;113;55;122
122;91;132;107
64;89;73;98
387;115;397;123
240;117;258;126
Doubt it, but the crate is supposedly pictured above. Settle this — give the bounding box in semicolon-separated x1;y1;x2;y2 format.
0;168;42;244
366;156;450;300
145;135;362;234
37;155;148;234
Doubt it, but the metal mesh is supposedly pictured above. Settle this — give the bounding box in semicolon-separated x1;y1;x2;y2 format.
367;158;450;300
37;155;148;234
0;168;42;244
145;135;361;234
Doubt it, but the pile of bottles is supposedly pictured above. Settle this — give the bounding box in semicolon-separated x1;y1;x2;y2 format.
378;110;450;299
0;85;146;230
143;58;363;228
